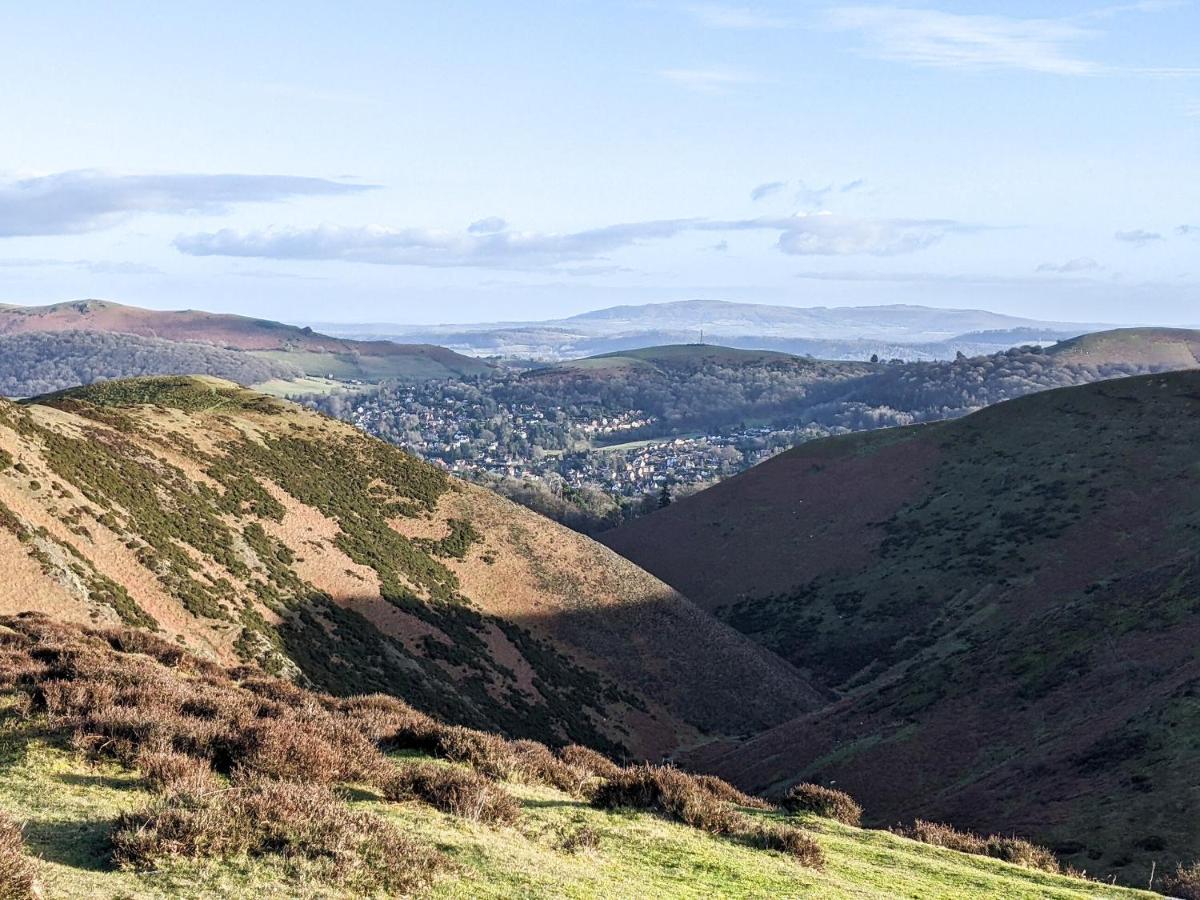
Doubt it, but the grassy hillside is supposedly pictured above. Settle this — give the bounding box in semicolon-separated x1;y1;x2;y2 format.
0;300;491;387
1048;327;1200;368
603;371;1200;885
537;343;847;376
0;615;1145;899
0;376;816;761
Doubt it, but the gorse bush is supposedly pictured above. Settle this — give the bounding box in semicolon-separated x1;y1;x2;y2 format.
380;762;521;825
899;820;1059;873
0;812;39;900
112;773;445;895
782;783;863;826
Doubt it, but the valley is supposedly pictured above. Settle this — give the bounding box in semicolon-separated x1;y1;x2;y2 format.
602;370;1200;885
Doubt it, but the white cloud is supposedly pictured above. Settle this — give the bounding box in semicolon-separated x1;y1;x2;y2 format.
0;256;163;275
468;217;508;234
659;67;760;93
0;170;375;238
1036;257;1102;273
826;5;1198;77
176;213;978;268
767;215;964;256
175;219;701;268
1114;229;1164;244
827;7;1100;75
685;4;795;29
750;181;786;201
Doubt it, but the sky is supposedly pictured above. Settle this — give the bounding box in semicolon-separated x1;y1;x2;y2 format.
0;1;1197;326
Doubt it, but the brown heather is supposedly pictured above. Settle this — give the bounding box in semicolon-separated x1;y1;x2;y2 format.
782;783;863;826
112;773;445;895
0;611;821;883
558;743;623;780
0;812;40;900
898;820;1060;873
592;765;823;868
134;747;221;798
1162;862;1200;899
379;762;521;825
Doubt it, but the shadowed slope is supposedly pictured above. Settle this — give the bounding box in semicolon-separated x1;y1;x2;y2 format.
604;371;1200;883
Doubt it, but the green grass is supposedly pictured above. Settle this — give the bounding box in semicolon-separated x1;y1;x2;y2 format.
249;349;490;383
0;711;1147;899
253;375;347;397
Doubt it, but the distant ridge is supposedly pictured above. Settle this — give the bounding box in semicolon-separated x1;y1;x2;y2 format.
316;298;1113;361
0;300;491;389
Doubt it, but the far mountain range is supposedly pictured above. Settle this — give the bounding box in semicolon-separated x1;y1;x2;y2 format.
310;298;1121;361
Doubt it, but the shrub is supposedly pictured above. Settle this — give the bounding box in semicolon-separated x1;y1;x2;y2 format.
1162;862;1200;900
338;693;440;748
745;821;827;867
782;783;862;825
899;820;1059;873
380;762;520;825
558;825;602;853
695;774;773;811
0;813;39;900
112;774;444;894
558;744;621;780
507;739;590;794
228;716;385;785
136;747;220;798
595;765;742;833
434;726;520;780
592;765;823;868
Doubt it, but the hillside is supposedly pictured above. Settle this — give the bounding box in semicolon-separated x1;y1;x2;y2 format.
539;344;838;375
602;371;1200;884
0;300;490;390
1049;327;1200;368
0;614;1148;899
0;376;818;760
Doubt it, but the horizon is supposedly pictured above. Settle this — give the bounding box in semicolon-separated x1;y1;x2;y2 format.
2;2;1197;325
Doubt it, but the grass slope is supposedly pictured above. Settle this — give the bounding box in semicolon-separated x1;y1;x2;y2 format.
1048;327;1200;368
603;371;1200;885
0;376;816;761
0;630;1141;900
538;343;842;376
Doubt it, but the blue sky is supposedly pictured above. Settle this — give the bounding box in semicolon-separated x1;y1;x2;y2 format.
0;1;1197;325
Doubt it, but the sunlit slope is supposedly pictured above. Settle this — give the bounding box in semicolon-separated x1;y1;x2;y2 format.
0;376;816;758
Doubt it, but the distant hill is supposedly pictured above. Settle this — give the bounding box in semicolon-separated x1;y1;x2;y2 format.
602;371;1200;882
322;299;1110;361
0;375;817;759
540;343;833;375
1048;327;1200;368
0;300;491;391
